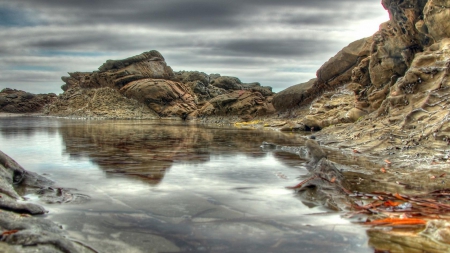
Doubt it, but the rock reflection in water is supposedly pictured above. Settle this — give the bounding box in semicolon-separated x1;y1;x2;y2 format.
58;120;304;185
0;117;375;253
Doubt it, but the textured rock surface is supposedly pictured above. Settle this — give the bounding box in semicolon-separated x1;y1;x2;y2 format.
198;90;275;120
0;150;90;252
120;79;197;117
61;50;174;91
0;88;56;113
50;51;274;120
45;86;159;119
274;0;449;132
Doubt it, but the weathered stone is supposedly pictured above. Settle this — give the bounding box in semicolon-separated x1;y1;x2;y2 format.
61;50;174;90
120;78;197;117
0;88;56;113
317;38;372;86
45;86;159;119
198;90;275;117
272;78;316;111
211;76;242;90
423;0;450;42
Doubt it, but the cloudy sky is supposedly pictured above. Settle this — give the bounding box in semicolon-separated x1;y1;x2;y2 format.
0;0;388;94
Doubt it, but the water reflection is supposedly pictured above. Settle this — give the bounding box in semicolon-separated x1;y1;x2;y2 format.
0;117;374;253
57;120;305;185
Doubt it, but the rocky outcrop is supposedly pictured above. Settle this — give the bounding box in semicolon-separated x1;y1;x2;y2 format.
120;79;197;117
50;51;275;120
0;88;56;113
272;37;372;112
273;0;450;134
198;90;275;120
61;51;174;91
272;78;316;111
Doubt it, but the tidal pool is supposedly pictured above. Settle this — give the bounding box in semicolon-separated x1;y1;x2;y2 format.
0;117;373;253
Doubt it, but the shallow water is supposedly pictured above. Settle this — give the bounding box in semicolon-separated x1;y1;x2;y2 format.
0;117;373;253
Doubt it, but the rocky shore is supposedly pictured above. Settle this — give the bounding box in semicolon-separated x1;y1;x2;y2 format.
1;0;450;251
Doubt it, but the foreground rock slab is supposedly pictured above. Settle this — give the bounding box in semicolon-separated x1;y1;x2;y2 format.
0;150;93;252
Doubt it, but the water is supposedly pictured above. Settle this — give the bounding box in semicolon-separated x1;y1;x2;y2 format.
0;116;372;253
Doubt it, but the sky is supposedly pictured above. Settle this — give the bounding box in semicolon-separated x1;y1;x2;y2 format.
0;0;389;94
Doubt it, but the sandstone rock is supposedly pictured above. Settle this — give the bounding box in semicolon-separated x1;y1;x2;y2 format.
120;79;198;117
345;108;367;122
0;88;56;113
272;78;316;111
45;86;159;119
198;90;275;117
423;0;450;42
61;50;174;90
317;38;372;86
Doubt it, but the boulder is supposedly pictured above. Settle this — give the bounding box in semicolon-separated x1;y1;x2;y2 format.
120;79;198;117
316;38;372;86
272;78;316;111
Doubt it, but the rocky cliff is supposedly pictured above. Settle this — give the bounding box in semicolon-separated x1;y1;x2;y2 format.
48;51;275;120
270;0;450;167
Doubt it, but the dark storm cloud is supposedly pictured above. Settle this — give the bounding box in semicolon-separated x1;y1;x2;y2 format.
0;0;388;94
6;0;382;30
220;39;335;58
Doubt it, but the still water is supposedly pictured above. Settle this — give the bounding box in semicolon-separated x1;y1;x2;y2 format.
0;117;372;253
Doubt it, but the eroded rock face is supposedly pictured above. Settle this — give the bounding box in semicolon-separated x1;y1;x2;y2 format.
0;88;56;113
198;90;275;120
275;0;449;134
0;150;90;252
45;86;159;119
120;79;197;117
50;51;274;120
61;50;174;91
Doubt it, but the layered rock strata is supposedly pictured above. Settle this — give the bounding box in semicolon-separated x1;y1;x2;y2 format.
50;51;274;119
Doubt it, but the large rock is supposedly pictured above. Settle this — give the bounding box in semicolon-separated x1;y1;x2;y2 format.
61;50;174;90
120;79;198;117
198;90;275;119
272;78;316;111
0;88;56;113
316;38;372;86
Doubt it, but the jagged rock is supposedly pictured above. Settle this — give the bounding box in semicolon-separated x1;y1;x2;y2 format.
0;88;56;113
120;79;198;117
61;50;174;90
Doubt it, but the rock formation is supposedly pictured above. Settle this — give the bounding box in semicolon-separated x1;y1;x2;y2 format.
0;88;56;113
50;51;274;119
0;150;91;252
272;0;449;137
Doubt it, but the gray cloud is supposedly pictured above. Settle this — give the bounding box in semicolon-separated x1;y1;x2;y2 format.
0;0;388;94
